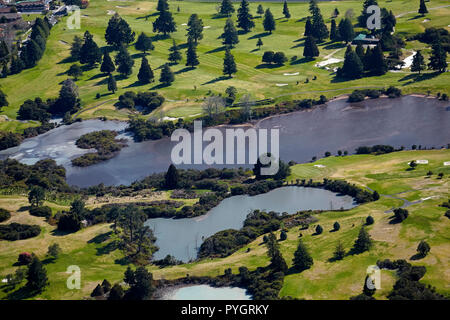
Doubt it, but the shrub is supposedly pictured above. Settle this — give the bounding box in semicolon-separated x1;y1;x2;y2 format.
315;225;323;235
417;240;430;258
348;90;365;102
29;206;52;218
280;230;287;241
333;221;340;231
0;223;41;241
366;215;374;225
0;208;11;222
393;208;409;222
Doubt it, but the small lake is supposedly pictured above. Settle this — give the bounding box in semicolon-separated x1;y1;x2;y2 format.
159;285;252;300
146;186;356;262
0;96;449;187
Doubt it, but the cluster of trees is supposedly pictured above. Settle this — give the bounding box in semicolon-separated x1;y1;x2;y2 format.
72;130;127;167
338;44;388;79
127;115;184;141
253;157;291;181
261;51;288;65
0;208;11;222
321;178;378;204
393;208;409;223
117;91;165;114
304;0;329;42
0;223;41;241
355;144;396;155
153;0;177;36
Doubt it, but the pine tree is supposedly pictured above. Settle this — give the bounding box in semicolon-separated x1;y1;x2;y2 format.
370;44;388;75
355;43;365;61
222;18;239;47
70;35;83;61
165;164;179;188
303;36;319;59
411;50;426;74
21;40;42;68
292;239;313;271
135;32;154;54
257;4;264;16
256;37;263;49
333;8;340;18
153;9;177;36
10;55;24;75
418;0;428;16
115;45;134;77
0;40;9;65
223;48;237;77
333;221;341;231
338;18;355;43
333;241;346;260
156;0;169;13
108;284;124;300
219;0;235;16
100;51;115;74
428;40;448;73
137;56;154;83
107;74;117;94
79;31;102;66
67;63;82;80
187;14;204;43
237;0;255;33
330;19;338;41
159;63;174;85
417;240;430;257
168;39;182;64
265;233;288;273
26;256;48;293
263;8;276;34
339;45;364;79
283;0;291;19
91;284;104;297
185;39;199;68
352;227;372;253
105;13;135;47
304;17;312;37
309;0;329;41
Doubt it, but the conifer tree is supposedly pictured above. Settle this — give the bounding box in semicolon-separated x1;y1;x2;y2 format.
283;0;291;19
185;39;199;68
338;18;355;43
222;18;239;47
358;0;379;27
333;241;346;261
237;0;255;33
370;44;388;75
352;227;372;254
330;19;338;41
79;31;102;66
256;37;263;49
137;56;154;83
411;50;426;74
309;0;329;41
263;8;276;34
156;0;169;13
26;256;48;293
257;4;264;16
135;32;154;54
428;40;448;73
219;0;235;16
303;36;319;59
304;17;312;37
107;74;117;94
159;63;174;85
100;51;115;74
265;233;288;273
292;239;313;271
223;48;237;77
165;164;179;188
153;8;177;36
168;39;182;64
418;0;428;16
105;13;135;47
115;45;134;77
187;14;204;43
70;35;83;61
339;45;364;79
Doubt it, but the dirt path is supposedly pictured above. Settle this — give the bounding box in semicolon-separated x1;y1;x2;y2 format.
73;99;116;120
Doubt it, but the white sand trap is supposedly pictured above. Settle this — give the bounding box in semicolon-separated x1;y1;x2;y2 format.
181;23;187;26
276;83;288;87
409;160;428;165
314;164;326;168
315;58;343;68
422;19;430;23
444;161;450;166
400;51;416;69
203;26;211;29
283;72;299;76
107;10;116;15
116;5;127;8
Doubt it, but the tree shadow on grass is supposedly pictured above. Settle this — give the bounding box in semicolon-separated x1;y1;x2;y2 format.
18;206;30;212
5;286;38;300
399;72;440;86
408;14;424;21
290;57;313;65
151;34;170;42
136;12;158;20
114;256;130;266
150;83;172;90
57;56;76;64
96;240;119;256
202;75;229;85
323;42;346;50
125;80;149;89
174;66;192;75
205;46;227;54
410;253;425;261
88;73;106;81
248;32;271;40
88;231;112;244
255;63;282;69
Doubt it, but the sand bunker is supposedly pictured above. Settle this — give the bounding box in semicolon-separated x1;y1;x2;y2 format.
314;164;326;168
107;10;116;15
399;51;416;69
203;26;211;29
444;161;450;166
422;19;430;23
181;23;187;26
315;58;343;68
276;83;288;87
283;72;299;76
409;159;428;165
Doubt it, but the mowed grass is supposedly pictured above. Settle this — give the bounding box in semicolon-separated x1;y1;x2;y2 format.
0;0;449;129
0;149;449;299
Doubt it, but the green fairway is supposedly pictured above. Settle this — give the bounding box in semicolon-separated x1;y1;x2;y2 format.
0;149;448;299
0;0;449;130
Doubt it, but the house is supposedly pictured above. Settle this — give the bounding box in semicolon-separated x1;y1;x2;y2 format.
352;34;380;45
14;0;48;13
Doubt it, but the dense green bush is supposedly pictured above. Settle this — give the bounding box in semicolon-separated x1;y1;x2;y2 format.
0;223;41;240
0;208;11;222
29;206;52;218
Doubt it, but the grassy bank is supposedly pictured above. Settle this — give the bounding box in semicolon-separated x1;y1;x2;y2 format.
0;149;448;299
